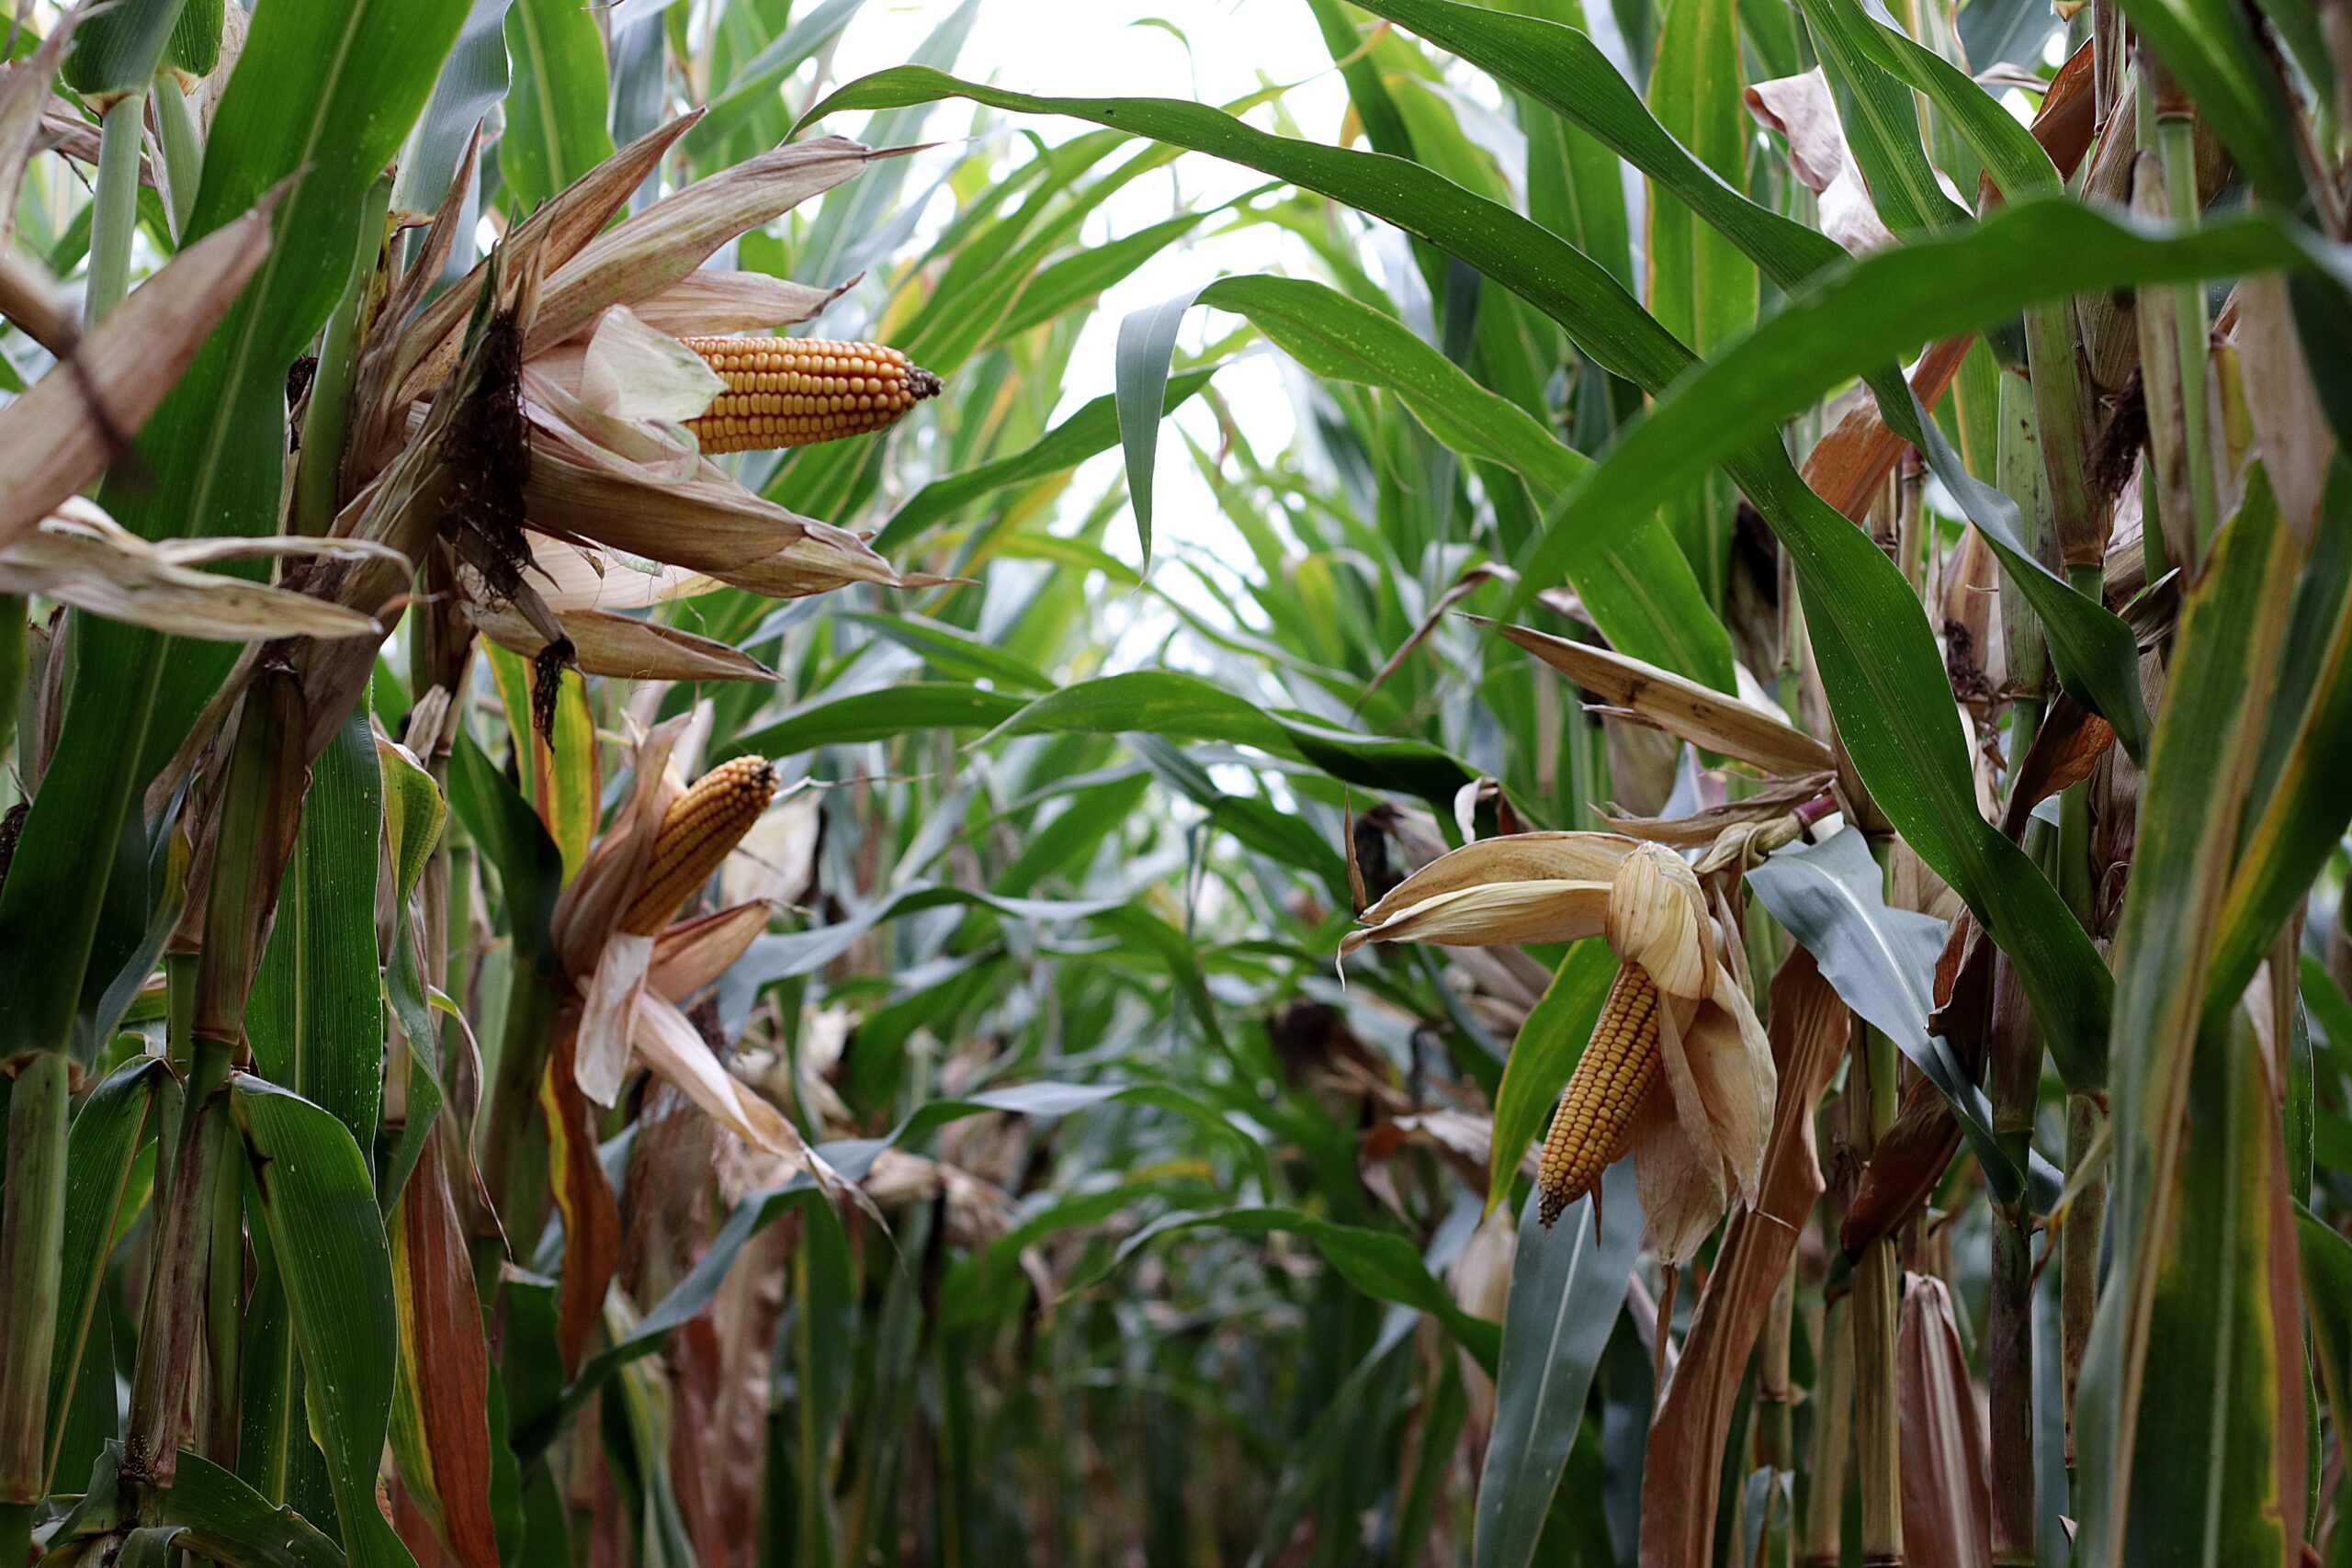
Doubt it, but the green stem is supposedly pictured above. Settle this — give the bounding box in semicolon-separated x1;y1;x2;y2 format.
0;595;24;763
291;175;390;538
152;75;203;238
2156;114;2220;559
0;1053;71;1516
122;1036;234;1498
86;90;148;324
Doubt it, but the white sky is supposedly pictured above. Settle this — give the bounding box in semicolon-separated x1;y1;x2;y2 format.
811;0;1372;648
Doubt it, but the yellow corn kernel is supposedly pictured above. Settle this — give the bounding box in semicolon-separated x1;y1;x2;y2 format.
617;756;777;935
679;336;942;454
1536;964;1662;1226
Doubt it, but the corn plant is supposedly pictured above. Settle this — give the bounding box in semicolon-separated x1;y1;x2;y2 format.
1;0;2349;1564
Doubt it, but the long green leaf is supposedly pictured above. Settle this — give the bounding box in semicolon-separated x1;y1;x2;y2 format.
1484;942;1615;1214
501;0;615;211
1474;1170;1642;1568
1194;273;1732;686
232;1076;413;1568
42;1059;164;1487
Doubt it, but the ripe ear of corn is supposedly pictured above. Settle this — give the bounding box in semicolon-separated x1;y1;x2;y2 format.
617;756;778;934
680;336;941;454
1537;963;1662;1225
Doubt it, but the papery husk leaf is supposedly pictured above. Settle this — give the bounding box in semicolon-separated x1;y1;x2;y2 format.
1639;947;1849;1563
1354;833;1635;924
648;901;769;1002
1342;880;1613;953
0;204;274;547
380;112;704;421
1896;1273;1995;1568
1487;619;1836;776
551;712;693;974
576;931;654;1107
524;413;909;582
1605;843;1716;999
528;136;876;354
609;268;848;340
466;598;778;683
628;991;818;1168
576;306;726;423
1607;772;1832;847
0;504;392;639
523;537;713;611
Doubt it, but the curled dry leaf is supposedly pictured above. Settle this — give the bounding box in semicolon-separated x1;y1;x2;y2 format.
1897;1273;1994;1568
1483;618;1836;777
1744;70;1896;255
0;499;395;639
462;597;780;683
0;202;275;547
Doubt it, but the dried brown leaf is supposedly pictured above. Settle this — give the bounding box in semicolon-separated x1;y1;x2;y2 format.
1487;618;1836;776
1896;1273;1993;1568
0;204;275;547
1638;947;1849;1566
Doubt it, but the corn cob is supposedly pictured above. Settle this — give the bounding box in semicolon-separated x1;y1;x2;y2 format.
679;336;941;454
1536;964;1662;1226
617;756;777;934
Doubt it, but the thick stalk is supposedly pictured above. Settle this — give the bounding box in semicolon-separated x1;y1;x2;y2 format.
2131;67;2211;574
1985;957;2041;1564
1851;1016;1903;1565
2061;1092;2107;1471
2156;112;2219;558
86;91;148;324
0;1050;71;1561
1802;1291;1854;1564
152;75;203;237
2022;303;2103;570
0;596;23;761
122;1038;234;1494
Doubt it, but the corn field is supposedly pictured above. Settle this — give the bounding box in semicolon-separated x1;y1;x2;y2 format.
0;0;2348;1562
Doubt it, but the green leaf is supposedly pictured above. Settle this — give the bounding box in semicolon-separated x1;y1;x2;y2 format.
1356;0;1839;291
1474;1171;1643;1568
1521;200;2328;613
1114;287;1205;562
2105;1012;2305;1564
1109;1206;1503;1372
447;727;564;976
1484;942;1615;1214
720;681;1030;760
2077;471;2307;1566
43;1059;164;1488
1793;0;1972;232
842;613;1055;692
62;0;193;96
795;66;2114;1084
0;0;471;1055
49;1444;345;1568
683;0;865;163
246;713;386;1152
1193;273;1732;686
1747;830;2035;1201
983;669;1479;805
875;369;1218;551
2116;0;2312;207
394;0;516;215
501;0;616;212
232;1075;413;1568
1645;0;1753;598
2210;456;2352;1023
